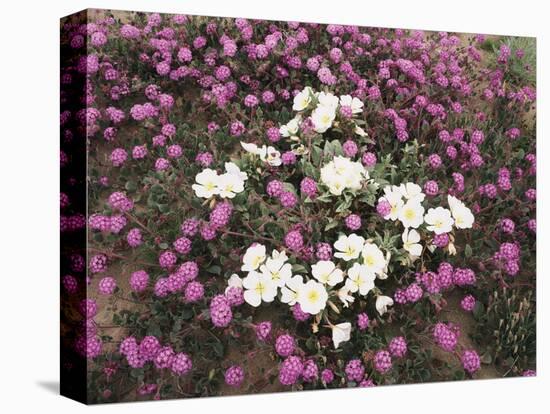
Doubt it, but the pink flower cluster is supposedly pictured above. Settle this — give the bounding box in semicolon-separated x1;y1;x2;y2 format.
119;336;192;376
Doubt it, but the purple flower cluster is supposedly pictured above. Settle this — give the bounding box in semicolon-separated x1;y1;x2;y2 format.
300;177;318;198
433;322;460;352
315;242;333;260
98;277;117;295
373;350;393;374
493;242;521;276
209;294;233;328
255;321;272;341
209;201;233;229
345;359;365;382
284;230;304;252
460;295;476;312
357;312;370;330
119;335;192;376
388;336;408;358
344;213;362;231
275;334;296;357
108;191;133;212
461;350;481;374
130;270;149;292
278;356;303;386
224;365;245;387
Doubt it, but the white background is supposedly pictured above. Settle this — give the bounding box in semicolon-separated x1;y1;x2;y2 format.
0;0;547;412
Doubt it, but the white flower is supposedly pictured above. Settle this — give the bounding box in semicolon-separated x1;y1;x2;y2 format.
339;95;364;114
424;207;454;234
398;182;425;203
448;242;457;255
239;141;282;167
317;91;340;111
225;274;243;294
448;195;475;229
217;173;245;199
402;228;422;257
311;260;344;286
332;322;352;349
361;242;386;276
270;249;289;262
279;117;301;137
345;263;376;295
260;257;292;288
242;142;283;167
380;186;404;221
293;144;306;153
334;233;365;261
225;162;248;182
241;244;267;272
398;200;425;228
376;295;394;316
242;271;277;307
354;125;369;137
192;168;220;198
378;251;391;280
297;280;328;315
257;145;282;167
336;156;367;190
337;287;355;307
320;156;367;196
292;87;313;111
281;275;304;305
240;141;259;154
311;105;336;133
447;195;462;211
321;170;346;196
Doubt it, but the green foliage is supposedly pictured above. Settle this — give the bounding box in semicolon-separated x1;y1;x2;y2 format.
473;286;536;375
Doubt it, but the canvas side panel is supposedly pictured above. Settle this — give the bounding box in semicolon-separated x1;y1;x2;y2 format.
60;9;89;405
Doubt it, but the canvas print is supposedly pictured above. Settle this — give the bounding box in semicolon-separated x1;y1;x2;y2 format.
60;9;536;404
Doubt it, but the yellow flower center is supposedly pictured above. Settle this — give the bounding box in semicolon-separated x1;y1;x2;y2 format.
255;282;265;295
365;255;375;266
345;247;356;257
252;256;264;268
404;208;415;220
307;290;319;303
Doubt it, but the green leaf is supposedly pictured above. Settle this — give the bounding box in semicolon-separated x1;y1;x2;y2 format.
325;220;339;231
206;265;222;275
301;160;317;179
316;193;333;203
157;203;170;214
311;145;322;165
292;264;308;274
125;180;137;192
150;184;164;194
335;198;352;213
330;140;343;156
473;301;485;320
130;368;145;379
481;352;493;364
